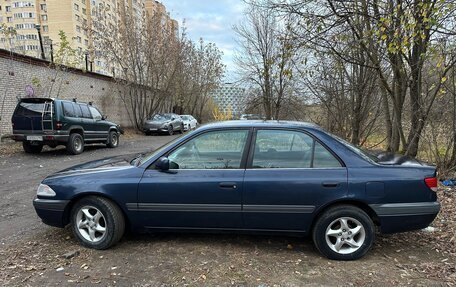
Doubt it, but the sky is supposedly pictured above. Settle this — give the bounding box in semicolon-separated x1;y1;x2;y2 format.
161;0;247;82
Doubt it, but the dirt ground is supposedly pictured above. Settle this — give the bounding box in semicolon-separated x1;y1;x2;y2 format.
0;133;454;286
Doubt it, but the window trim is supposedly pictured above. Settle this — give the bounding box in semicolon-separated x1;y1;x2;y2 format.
148;128;253;171
246;128;345;169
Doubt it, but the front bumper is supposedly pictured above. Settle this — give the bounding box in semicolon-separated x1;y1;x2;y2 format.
33;198;70;228
370;201;440;233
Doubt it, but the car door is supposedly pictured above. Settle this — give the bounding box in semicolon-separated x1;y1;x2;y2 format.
242;129;348;233
88;106;109;141
137;128;251;229
77;104;95;140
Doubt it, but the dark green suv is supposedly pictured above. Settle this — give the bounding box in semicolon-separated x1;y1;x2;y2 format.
11;98;123;155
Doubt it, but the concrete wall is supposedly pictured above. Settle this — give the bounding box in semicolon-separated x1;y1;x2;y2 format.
0;49;133;135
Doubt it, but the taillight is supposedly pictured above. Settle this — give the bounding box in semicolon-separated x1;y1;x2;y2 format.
56;122;63;130
425;177;438;192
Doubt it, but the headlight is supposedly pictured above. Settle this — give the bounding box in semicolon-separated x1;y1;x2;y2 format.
37;184;56;197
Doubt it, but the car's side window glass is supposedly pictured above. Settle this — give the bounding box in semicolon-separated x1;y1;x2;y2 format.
89;106;102;120
313;141;342;168
72;103;82;118
62;102;76;117
168;130;249;169
252;130;313;168
79;104;91;119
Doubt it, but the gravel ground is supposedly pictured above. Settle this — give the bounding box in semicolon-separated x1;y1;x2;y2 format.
0;133;454;286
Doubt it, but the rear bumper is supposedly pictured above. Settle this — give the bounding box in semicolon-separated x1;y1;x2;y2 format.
33;198;70;228
12;133;69;143
370;202;440;234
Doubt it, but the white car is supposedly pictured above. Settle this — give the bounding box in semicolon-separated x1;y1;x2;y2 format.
180;115;198;131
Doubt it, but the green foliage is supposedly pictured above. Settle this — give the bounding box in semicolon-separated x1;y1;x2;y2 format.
53;30;83;68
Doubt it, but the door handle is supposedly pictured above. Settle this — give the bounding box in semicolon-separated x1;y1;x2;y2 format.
322;182;339;188
219;182;237;189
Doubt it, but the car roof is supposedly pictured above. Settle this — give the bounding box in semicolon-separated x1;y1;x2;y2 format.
199;120;321;130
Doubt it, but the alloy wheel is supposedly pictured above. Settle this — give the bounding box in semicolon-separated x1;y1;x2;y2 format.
76;206;107;242
325;217;366;254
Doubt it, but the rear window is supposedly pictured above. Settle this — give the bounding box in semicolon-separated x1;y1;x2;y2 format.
15;101;46;116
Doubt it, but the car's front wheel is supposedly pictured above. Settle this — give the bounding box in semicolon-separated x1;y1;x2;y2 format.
71;196;125;250
167;125;173;135
107;131;119;148
312;205;374;260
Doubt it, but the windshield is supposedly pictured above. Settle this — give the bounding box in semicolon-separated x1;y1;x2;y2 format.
330;133;379;163
152;114;171;121
181;115;190;120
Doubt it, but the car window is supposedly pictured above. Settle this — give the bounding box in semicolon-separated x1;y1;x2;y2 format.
253;130;313;168
252;130;342;168
15;101;48;116
62;102;76;117
313;141;342;168
168;130;249;169
79;104;91;119
89;106;102;120
72;103;82;118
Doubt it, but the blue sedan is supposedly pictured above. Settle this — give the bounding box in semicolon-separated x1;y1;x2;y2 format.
33;121;440;260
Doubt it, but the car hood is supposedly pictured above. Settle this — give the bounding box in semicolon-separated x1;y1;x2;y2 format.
145;120;169;124
52;153;141;177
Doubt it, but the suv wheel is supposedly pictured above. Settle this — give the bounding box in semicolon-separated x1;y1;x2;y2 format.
67;133;84;155
312;205;374;260
168;125;173;136
23;141;43;154
71;196;125;250
107;131;119;148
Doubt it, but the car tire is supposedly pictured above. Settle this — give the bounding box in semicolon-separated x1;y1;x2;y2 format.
179;124;184;134
67;133;84;155
107;131;119;148
22;141;43;154
71;196;125;250
168;125;173;136
312;205;374;260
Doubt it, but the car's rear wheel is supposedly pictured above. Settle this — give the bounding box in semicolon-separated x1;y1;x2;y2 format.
107;131;119;148
168;125;173;135
22;141;43;154
312;205;374;260
71;196;125;250
67;133;84;155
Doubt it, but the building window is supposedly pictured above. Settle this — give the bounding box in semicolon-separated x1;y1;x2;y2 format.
43;25;48;32
41;14;47;21
75;14;80;22
76;25;81;32
76;36;81;43
84;39;88;46
6;6;11;12
74;4;79;11
82;8;86;15
40;4;46;11
7;17;13;22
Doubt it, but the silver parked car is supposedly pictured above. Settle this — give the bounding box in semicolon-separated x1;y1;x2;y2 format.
143;113;184;135
180;115;198;131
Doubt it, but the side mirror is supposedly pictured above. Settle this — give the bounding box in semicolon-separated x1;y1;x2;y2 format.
156;157;170;171
102;115;107;120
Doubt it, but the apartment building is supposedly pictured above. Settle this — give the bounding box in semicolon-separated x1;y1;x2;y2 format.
0;0;177;75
